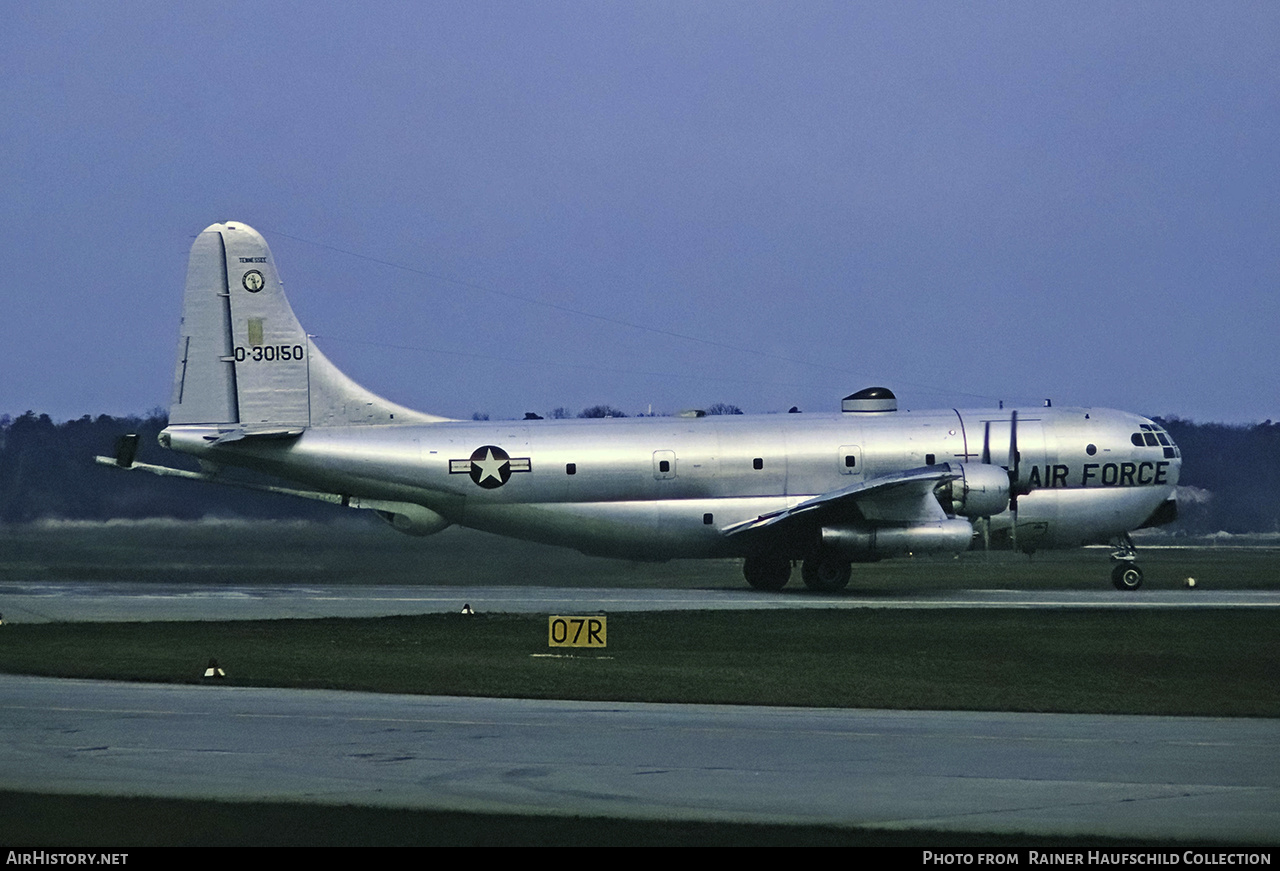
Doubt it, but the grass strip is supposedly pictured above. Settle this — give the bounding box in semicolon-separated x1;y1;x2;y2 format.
0;609;1275;716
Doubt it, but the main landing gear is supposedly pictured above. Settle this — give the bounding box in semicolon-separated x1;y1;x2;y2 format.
742;554;791;591
1109;534;1144;591
742;554;854;592
801;556;852;592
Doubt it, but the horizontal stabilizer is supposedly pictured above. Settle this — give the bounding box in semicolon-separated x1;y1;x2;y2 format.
202;426;306;445
96;454;449;537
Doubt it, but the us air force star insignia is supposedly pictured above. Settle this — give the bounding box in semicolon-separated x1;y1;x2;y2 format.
471;446;509;488
448;445;531;489
242;270;265;292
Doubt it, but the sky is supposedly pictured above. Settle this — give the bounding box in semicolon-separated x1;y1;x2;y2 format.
3;2;1277;425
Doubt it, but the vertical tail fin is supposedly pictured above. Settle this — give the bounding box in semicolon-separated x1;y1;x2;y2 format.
168;222;448;428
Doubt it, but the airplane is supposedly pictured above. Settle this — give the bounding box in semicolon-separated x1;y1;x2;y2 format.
99;221;1181;592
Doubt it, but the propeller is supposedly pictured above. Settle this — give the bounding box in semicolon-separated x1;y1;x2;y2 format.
978;421;993;553
976;410;1023;553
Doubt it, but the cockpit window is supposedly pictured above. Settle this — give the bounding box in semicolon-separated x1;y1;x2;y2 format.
1131;425;1180;458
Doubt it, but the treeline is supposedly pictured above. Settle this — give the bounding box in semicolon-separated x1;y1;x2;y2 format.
1153;416;1280;534
1;410;1277;533
474;403;745;420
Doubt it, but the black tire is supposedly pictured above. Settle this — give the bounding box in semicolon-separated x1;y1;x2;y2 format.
743;555;791;591
801;557;852;592
1111;562;1143;591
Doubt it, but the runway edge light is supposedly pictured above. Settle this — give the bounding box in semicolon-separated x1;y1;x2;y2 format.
203;658;226;679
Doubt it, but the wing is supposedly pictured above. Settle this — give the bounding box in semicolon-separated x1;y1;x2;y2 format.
722;463;962;539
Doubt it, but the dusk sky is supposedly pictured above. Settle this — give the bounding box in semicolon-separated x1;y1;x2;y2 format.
4;3;1277;424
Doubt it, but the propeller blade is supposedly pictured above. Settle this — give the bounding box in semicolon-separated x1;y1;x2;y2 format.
1007;409;1020;488
981;421;991;465
1008;409;1021;553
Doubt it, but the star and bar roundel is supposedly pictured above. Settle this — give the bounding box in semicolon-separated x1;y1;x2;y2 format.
449;445;531;489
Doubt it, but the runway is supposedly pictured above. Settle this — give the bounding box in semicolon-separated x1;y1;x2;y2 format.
3;581;1278;623
3;674;1277;843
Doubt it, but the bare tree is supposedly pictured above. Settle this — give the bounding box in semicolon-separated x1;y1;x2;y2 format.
578;405;628;419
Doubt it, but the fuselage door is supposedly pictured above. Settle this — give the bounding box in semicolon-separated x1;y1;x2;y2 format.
653;450;677;480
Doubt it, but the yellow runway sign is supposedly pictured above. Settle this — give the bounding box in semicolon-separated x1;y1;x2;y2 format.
549;616;606;648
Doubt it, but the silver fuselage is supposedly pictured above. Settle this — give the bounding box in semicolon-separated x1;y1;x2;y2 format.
163;404;1179;560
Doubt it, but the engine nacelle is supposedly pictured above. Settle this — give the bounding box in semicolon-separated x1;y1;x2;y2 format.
938;462;1010;518
821;519;975;558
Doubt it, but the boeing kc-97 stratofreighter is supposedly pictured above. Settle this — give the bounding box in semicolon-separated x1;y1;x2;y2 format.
101;222;1181;591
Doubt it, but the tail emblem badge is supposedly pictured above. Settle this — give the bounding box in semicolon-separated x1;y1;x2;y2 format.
242;270;265;292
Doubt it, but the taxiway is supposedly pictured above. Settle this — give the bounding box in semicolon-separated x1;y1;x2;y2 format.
3;581;1277;623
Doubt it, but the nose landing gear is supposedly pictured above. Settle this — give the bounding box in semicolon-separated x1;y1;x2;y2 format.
1109;534;1144;591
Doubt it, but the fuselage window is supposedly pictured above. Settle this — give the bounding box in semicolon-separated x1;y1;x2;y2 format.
566;463;576;475
753;458;763;470
659;460;670;473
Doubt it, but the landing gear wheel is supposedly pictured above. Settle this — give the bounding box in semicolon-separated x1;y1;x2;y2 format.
801;557;852;592
1111;562;1144;591
743;555;791;591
